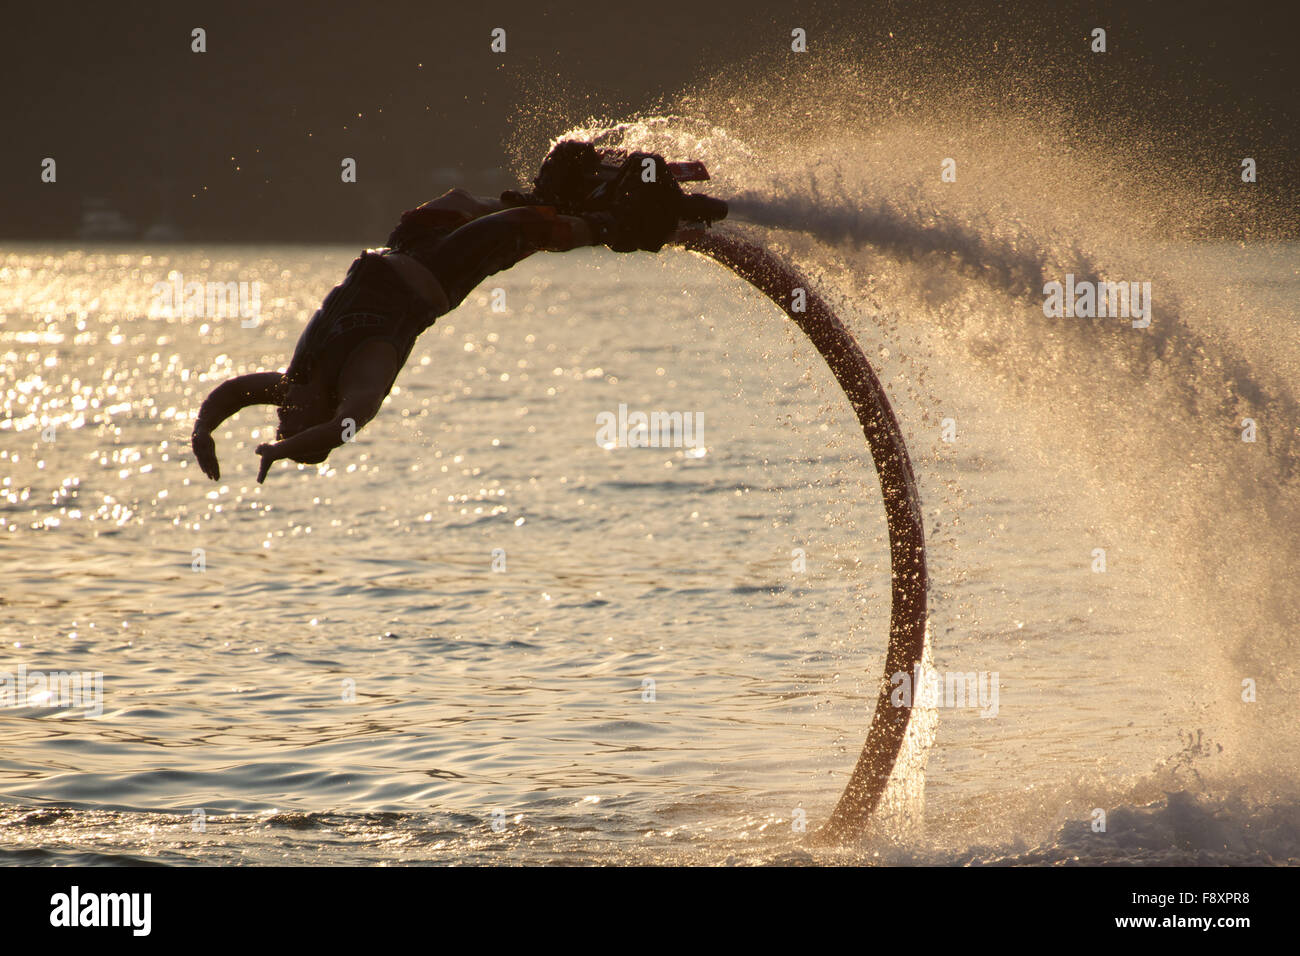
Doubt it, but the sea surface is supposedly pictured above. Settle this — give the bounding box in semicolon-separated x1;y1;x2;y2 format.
1;234;1297;865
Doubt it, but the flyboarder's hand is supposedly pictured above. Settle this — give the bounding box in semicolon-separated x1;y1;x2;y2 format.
192;425;220;481
254;442;284;483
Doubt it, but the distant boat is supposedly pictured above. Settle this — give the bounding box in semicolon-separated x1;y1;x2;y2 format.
142;219;183;242
76;198;136;241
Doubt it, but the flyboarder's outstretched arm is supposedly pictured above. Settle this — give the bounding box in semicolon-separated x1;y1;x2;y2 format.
192;371;285;480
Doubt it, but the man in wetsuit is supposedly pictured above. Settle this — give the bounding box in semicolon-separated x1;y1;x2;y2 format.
191;144;685;483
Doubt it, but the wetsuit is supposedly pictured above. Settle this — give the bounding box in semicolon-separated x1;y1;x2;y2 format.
281;251;438;405
282;203;559;403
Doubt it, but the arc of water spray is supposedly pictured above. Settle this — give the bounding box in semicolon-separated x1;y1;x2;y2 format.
672;227;930;844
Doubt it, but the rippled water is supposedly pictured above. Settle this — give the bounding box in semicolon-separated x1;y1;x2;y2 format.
1;242;1296;865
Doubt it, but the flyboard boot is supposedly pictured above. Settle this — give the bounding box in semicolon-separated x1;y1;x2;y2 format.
502;140;729;252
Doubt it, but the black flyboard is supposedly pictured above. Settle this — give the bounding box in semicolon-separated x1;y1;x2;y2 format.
591;149;729;225
672;226;930;843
